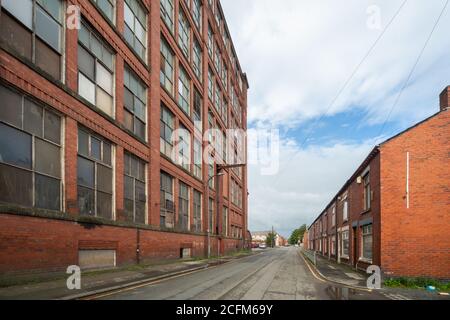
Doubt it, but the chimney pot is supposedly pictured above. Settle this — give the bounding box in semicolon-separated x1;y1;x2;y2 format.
439;86;450;111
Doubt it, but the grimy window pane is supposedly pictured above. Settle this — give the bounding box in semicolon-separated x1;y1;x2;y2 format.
78;45;95;81
138;160;145;181
0;12;32;60
36;38;61;80
44;109;61;144
0;163;33;207
97;191;112;219
23;99;43;137
2;0;33;30
78;129;89;156
135;180;145;202
91;137;101;160
124;175;134;200
130;156;138;177
124;110;134;132
78;186;95;216
102;142;112;165
135;201;145;224
124;88;134;111
0;85;22;128
96;63;113;94
78;73;96;104
124;153;131;175
124;199;134;221
36;5;60;52
35;138;61;178
97;164;112;194
135;119;145;140
0;123;32;169
35;174;60;211
91;35;103;60
96;87;113;116
38;0;62;21
77;156;94;188
97;0;114;21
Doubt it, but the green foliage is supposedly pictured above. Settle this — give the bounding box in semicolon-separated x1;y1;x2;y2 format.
384;277;450;292
265;232;277;247
289;224;307;245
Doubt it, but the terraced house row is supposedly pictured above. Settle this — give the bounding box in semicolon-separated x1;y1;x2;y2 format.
306;87;450;279
0;0;249;274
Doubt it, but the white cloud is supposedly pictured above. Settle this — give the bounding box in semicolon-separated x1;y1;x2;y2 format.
220;0;450;237
222;0;450;128
247;137;381;237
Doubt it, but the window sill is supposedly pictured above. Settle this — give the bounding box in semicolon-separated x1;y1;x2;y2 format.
160;152;203;184
360;209;371;215
359;258;373;264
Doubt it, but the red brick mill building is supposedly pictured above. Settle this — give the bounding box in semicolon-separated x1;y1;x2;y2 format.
0;0;249;276
307;88;450;279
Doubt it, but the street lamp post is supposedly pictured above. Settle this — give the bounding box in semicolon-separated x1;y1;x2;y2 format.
206;172;224;259
206;163;246;260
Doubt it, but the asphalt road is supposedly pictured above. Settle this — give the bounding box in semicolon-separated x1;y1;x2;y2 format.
98;247;387;300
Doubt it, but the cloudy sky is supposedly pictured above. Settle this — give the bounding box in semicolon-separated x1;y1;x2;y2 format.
221;0;450;237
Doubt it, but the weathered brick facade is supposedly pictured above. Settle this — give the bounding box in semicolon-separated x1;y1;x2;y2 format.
0;0;248;274
307;88;450;279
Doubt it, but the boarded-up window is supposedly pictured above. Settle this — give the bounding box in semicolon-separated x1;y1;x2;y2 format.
79;249;116;270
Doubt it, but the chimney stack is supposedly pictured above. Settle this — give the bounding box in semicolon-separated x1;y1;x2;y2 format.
439;86;450;111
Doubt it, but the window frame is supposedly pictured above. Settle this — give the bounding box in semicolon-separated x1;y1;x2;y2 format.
77;127;114;219
0;85;63;211
92;0;116;24
361;224;373;261
160;171;175;229
178;65;191;115
0;0;65;81
178;181;190;231
363;172;371;210
160;37;175;95
77;20;116;117
193;189;202;232
160;104;175;159
160;0;174;33
123;0;147;61
178;8;190;59
123;65;147;140
123;151;147;224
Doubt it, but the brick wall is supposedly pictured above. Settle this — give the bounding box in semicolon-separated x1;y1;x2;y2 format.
0;0;248;274
0;213;243;274
380;109;450;279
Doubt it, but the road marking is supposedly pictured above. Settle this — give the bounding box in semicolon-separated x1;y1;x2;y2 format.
344;272;365;280
298;251;327;283
383;293;412;300
298;251;373;293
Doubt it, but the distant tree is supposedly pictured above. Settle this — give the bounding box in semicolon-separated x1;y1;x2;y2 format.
289;224;307;245
265;232;277;248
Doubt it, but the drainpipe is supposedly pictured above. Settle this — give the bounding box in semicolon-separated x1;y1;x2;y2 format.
136;228;141;265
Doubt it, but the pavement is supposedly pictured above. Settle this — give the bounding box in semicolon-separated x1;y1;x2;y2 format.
302;249;450;300
304;251;369;288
